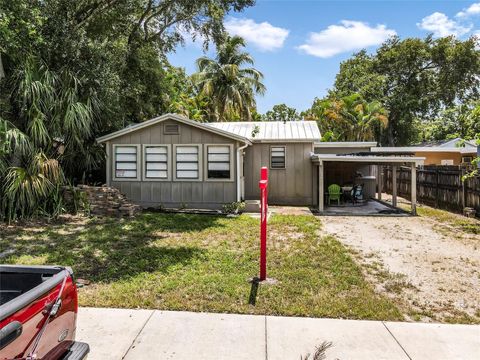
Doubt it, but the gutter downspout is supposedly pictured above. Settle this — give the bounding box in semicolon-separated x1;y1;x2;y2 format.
236;142;249;202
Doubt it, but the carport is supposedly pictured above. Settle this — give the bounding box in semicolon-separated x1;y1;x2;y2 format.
311;153;425;215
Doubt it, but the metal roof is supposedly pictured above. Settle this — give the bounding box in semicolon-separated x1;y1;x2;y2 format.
208;121;321;142
96;114;251;144
311;153;425;166
314;141;377;148
371;146;477;154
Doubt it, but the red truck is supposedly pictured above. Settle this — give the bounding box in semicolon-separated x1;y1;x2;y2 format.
0;265;89;360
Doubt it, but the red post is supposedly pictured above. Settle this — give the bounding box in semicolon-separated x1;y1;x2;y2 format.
259;166;268;281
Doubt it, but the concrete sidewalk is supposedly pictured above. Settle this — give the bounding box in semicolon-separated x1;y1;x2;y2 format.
76;307;480;360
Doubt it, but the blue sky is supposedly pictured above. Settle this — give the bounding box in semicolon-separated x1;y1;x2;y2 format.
168;1;480;114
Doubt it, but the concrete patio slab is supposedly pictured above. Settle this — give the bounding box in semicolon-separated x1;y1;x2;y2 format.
266;316;409;360
123;310;266;360
385;321;480;360
76;307;154;360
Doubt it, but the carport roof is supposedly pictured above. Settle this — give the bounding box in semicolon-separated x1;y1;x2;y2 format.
311;153;425;166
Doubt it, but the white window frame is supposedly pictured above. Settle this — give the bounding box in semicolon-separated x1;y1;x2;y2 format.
142;144;172;181
204;144;234;182
173;144;203;181
112;144;141;181
270;145;286;170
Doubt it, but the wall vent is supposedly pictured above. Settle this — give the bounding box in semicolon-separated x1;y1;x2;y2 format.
164;123;179;135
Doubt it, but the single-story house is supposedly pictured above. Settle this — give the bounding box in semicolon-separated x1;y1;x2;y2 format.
371;138;478;166
96;113;425;214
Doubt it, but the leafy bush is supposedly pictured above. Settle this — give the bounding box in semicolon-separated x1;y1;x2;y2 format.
222;201;245;214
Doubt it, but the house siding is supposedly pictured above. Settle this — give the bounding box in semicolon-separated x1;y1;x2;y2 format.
106;119;238;209
243;142;314;205
415;151;463;166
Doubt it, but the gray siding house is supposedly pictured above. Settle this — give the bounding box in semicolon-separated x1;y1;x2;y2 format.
97;113;425;214
96;114;320;209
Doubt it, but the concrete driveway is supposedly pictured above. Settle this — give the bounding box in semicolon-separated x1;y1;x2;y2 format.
76;307;480;360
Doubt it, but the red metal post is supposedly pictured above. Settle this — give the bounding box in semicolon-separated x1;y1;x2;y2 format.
259;166;268;281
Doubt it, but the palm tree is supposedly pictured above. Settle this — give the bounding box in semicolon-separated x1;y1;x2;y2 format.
0;57;98;221
313;94;388;142
193;36;266;121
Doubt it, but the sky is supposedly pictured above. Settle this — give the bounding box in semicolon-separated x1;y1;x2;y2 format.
168;1;480;114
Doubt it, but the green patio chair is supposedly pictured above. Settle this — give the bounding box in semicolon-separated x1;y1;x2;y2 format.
327;184;341;205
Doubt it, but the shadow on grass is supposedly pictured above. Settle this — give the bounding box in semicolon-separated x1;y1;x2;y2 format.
1;212;228;283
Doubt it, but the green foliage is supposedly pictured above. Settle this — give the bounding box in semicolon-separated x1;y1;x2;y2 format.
262;103;302;121
421;102;480;142
0;0;256;221
332;36;480;145
66;185;90;215
307;94;388;142
221;201;245;214
194;35;266;121
0;56;99;221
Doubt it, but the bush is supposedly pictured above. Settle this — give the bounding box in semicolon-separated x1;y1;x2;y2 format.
222;201;245;214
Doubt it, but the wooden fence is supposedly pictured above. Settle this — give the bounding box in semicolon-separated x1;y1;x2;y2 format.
383;165;480;214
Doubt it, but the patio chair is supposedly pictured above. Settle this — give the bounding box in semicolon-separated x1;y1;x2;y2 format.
327;184;341;205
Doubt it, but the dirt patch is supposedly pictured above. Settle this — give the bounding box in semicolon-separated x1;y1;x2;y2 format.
320;215;480;323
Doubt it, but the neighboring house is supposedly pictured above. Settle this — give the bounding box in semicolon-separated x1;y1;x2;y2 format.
96;113;424;213
371;138;478;166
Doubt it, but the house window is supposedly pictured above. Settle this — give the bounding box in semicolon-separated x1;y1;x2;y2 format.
462;156;473;164
270;146;286;169
164;124;179;135
115;146;138;178
145;146;168;179
207;145;231;179
176;145;200;179
441;159;454;166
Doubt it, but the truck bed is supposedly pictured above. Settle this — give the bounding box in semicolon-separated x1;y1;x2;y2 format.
0;265;67;321
0;265;88;360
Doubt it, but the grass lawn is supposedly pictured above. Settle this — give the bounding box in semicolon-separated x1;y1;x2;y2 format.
1;213;402;320
397;201;480;236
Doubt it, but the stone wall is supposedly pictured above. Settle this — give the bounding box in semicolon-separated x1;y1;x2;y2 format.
64;185;141;217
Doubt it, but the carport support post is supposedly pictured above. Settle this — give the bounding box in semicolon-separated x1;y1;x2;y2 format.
392;165;397;207
411;163;417;215
318;162;324;212
377;165;383;200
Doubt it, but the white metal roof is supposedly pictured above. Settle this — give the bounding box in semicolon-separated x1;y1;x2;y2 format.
314;141;377;148
208;121;321;142
311;153;425;166
96;114;251;144
371;146;477;154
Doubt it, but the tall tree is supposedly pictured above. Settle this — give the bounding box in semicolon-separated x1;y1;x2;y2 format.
262;103;301;121
308;94;388;142
194;35;266;121
333;36;480;145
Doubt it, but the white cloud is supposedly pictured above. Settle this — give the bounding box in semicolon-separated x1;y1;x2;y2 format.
297;20;396;58
456;2;480;18
225;18;289;51
418;12;472;37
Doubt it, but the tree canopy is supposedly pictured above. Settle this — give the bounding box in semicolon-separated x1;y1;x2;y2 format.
262;104;301;121
0;0;256;221
331;36;480;146
307;94;388;143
